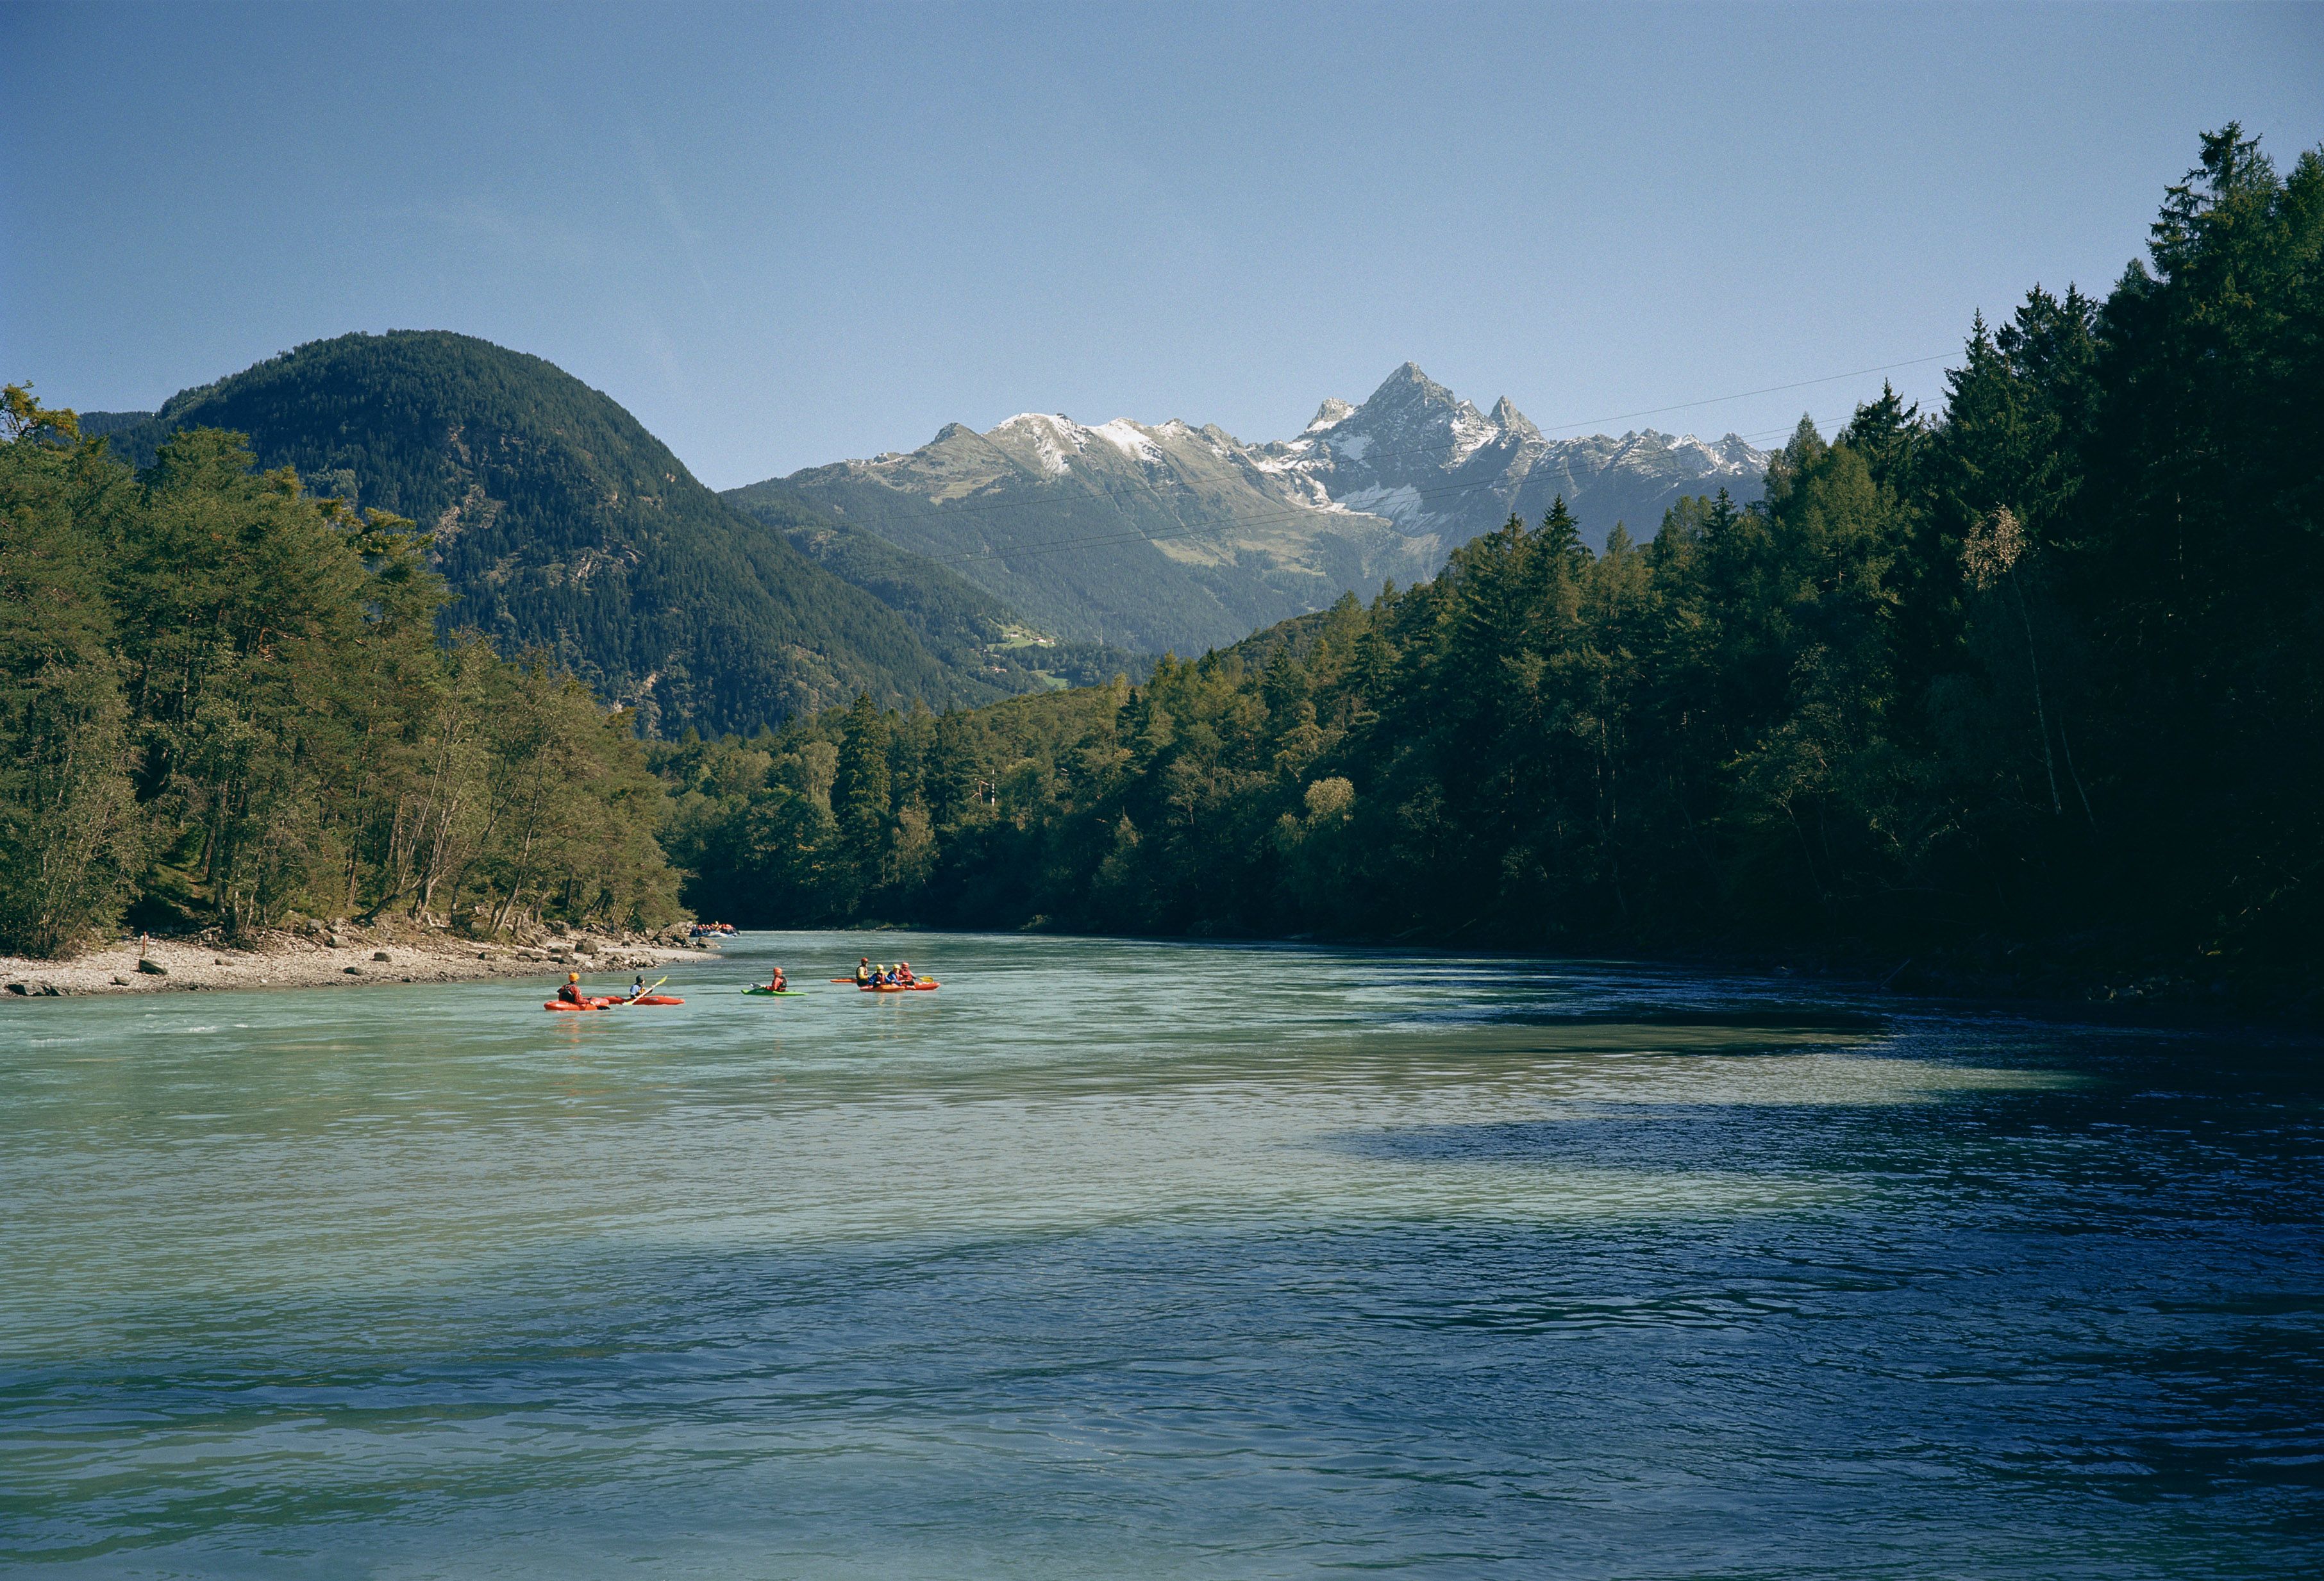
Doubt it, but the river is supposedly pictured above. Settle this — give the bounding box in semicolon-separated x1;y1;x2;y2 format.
3;931;2318;1577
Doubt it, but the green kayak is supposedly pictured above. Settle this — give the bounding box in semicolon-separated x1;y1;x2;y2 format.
740;987;807;997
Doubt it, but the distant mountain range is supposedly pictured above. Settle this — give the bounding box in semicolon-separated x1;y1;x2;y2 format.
78;338;1768;730
742;364;1768;655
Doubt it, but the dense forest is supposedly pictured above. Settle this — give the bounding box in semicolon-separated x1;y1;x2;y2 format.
657;129;2321;1001
0;394;680;957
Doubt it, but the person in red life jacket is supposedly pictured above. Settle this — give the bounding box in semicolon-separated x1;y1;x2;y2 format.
895;962;915;985
558;972;587;1007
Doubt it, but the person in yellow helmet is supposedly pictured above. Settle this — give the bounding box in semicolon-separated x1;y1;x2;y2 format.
557;971;587;1007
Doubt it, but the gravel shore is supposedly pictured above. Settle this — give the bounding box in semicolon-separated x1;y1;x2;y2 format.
2;922;704;998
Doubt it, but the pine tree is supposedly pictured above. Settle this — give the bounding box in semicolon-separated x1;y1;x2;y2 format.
832;692;892;851
0;389;141;955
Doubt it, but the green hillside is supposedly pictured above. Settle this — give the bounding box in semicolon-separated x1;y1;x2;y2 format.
96;332;1014;736
726;483;1153;690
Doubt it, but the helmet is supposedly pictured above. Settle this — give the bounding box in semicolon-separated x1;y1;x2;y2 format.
567;972;579;982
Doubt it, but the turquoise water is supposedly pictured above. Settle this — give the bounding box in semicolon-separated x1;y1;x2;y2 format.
3;932;2319;1577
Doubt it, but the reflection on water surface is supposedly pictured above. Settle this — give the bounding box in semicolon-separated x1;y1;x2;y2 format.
3;931;2318;1577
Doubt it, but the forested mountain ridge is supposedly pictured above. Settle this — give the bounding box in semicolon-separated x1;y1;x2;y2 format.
662;128;2323;1007
94;332;1029;736
71;411;155;441
745;364;1768;656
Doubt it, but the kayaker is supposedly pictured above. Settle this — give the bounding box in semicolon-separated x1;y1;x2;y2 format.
765;966;788;992
855;957;873;987
558;972;588;1007
896;962;915;985
630;973;646;1000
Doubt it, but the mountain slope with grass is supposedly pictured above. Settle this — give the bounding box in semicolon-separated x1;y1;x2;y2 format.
724;483;1151;690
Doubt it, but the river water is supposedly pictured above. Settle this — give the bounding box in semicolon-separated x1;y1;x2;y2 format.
3;932;2319;1577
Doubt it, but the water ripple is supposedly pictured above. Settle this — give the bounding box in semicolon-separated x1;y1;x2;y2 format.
3;931;2319;1577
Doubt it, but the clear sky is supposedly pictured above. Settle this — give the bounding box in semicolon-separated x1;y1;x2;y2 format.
4;1;2318;488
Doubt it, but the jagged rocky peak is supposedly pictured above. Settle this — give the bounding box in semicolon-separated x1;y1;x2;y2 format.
1307;397;1356;431
1367;361;1459;409
1487;396;1541;442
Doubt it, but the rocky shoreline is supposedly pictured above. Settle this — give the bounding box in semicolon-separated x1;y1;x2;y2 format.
1;919;706;999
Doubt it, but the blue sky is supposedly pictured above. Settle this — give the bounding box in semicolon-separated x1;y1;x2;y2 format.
4;1;2318;487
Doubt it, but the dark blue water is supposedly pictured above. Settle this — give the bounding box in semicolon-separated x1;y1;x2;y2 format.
3;932;2319;1576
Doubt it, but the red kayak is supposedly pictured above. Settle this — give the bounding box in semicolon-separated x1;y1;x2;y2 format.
858;980;939;992
544;994;685;1011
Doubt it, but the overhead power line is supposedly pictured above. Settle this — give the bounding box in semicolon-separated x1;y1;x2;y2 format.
1525;353;1953;435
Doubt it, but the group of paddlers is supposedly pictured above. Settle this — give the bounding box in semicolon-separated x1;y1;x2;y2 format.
749;958;920;992
555;956;931;1003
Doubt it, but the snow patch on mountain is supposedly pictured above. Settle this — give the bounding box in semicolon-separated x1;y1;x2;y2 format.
1090;418;1163;465
1448;410;1500;462
1337;482;1428;524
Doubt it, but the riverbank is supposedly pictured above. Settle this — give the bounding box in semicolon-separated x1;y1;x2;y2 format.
1;920;705;998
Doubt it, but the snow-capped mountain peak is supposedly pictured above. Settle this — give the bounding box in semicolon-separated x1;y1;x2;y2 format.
1250;363;1769;539
769;363;1771;655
